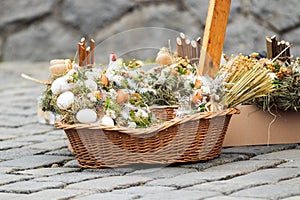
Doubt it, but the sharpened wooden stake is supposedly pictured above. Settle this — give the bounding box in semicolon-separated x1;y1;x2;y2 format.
180;33;187;58
199;0;231;77
90;39;95;65
176;37;183;58
191;40;197;64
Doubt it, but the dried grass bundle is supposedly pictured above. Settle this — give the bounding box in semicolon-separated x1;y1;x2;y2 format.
221;54;274;108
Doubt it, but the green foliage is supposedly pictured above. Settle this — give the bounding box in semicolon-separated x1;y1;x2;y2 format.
41;86;59;113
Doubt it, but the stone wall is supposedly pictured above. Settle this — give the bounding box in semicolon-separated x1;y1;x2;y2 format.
1;0;300;62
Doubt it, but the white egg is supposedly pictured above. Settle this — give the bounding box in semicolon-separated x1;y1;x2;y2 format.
100;115;114;126
76;109;97;124
56;91;74;110
85;79;98;92
51;77;73;95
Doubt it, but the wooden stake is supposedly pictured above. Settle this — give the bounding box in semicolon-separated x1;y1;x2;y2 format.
90;39;95;65
78;42;83;66
271;35;277;58
191;40;197;64
266;36;273;59
185;38;191;60
196;37;201;59
176;37;183;57
199;0;231;77
86;46;91;66
180;33;187;58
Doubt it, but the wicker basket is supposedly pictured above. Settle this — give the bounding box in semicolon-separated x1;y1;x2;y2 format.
150;105;179;121
55;108;239;168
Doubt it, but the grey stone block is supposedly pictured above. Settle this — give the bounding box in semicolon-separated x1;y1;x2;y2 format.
61;0;134;34
205;196;268;200
0;192;26;200
11;189;85;200
0;147;46;160
0;174;32;185
4;20;80;61
75;192;136;200
64;159;80;168
95;4;201;63
252;149;300;161
224;17;276;55
0;167;14;174
0;115;37;127
28;140;68;151
0;141;28;150
0;155;73;169
46;148;74;157
204;159;284;173
15;167;80;176
231;177;300;199
67;176;152;192
179;153;250;171
112;185;174;197
0;0;56;29
34;172;106;184
146;171;240;188
222;144;298;156
140;190;220;200
0;180;65;194
277;160;300;168
251;0;300;31
128;167;197;179
187;168;300;194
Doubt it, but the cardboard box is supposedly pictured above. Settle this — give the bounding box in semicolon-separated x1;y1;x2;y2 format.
223;105;300;147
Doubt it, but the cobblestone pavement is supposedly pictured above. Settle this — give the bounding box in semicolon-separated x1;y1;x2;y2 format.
0;62;300;200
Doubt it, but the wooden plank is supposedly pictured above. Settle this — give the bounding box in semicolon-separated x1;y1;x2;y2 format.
199;0;231;77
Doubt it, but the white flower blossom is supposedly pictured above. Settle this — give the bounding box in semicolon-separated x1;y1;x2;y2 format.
127;122;137;128
106;109;117;119
112;75;124;86
136;109;148;118
87;93;97;102
85;79;98;92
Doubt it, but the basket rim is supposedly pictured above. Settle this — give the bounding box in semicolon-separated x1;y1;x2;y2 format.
55;108;239;135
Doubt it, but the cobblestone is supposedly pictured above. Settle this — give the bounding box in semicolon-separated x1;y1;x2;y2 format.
11;189;85;200
0;180;65;194
0;62;300;199
0;155;72;169
231;177;300;199
67;176;152;192
186;168;300;194
15;167;81;176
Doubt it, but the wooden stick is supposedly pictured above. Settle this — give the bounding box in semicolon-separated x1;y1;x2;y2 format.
180;33;187;58
86;46;91;66
271;35;277;58
266;36;273;59
185;38;191;60
78;42;83;66
191;40;197;64
196;37;201;59
199;0;231;77
176;37;183;58
80;45;86;67
90;39;95;65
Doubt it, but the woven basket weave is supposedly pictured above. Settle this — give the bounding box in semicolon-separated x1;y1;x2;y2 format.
56;108;239;168
150;105;179;121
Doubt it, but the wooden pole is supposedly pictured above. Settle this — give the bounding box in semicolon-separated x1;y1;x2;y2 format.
198;0;231;77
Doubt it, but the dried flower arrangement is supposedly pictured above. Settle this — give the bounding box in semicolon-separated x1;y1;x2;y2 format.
34;34;275;129
236;36;300;112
